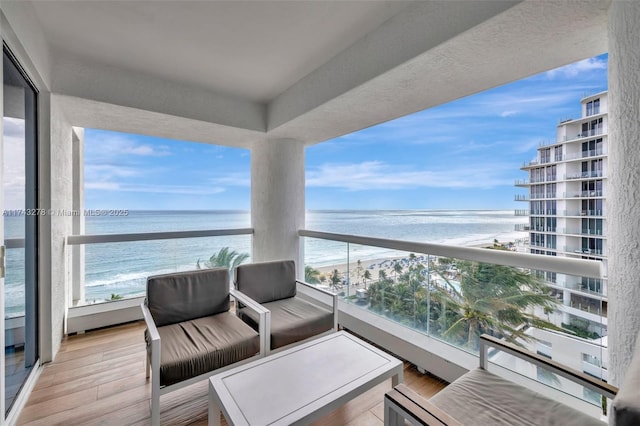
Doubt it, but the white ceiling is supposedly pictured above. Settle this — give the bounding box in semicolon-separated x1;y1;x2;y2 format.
6;1;611;147
30;0;410;103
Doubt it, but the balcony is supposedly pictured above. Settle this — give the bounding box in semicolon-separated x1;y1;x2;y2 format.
563;210;604;217
15;321;446;424
562;127;607;142
10;228;609;424
563;190;604;198
514;194;529;201
562;228;604;237
565;171;604;180
562;149;606;162
514;224;530;232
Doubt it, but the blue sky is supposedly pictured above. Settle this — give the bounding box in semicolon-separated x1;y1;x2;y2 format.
85;54;608;210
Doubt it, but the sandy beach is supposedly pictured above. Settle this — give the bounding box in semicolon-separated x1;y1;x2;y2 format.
308;239;522;287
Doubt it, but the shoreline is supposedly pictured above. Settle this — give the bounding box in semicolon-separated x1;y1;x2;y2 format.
310;238;522;286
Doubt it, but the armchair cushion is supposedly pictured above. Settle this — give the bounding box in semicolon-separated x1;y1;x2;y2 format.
145;311;260;387
429;368;602;425
238;296;333;349
147;268;230;327
235;260;296;303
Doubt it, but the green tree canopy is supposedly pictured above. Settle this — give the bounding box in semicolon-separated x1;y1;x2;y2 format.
197;247;249;281
435;261;559;350
304;265;321;284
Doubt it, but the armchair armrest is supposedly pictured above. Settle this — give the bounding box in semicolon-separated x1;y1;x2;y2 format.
386;384;462;426
141;300;161;383
479;334;618;400
141;300;160;343
231;288;271;356
296;280;339;331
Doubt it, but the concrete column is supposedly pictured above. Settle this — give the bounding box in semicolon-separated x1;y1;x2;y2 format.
71;127;85;304
607;0;640;386
251;138;305;273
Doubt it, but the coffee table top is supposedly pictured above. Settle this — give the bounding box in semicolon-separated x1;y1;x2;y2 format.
209;331;403;425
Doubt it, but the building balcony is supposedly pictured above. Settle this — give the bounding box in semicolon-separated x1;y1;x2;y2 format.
514;194;529;201
564;171;604;180
514;224;530;232
563;210;604;217
561;127;607;142
562;149;606;162
17;227;606;423
514;179;530;186
562;228;605;237
563;190;604;198
15;321;447;424
562;246;605;257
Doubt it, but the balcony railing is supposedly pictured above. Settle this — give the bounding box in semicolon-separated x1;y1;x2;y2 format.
514;194;529;201
65;228;253;306
563;210;604;217
563;246;604;256
563;190;603;198
562;228;604;236
562;127;606;142
561;149;606;162
565;171;604;180
514;224;530;232
299;229;606;411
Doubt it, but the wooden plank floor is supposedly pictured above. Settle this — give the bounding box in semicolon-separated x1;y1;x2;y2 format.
17;321;447;425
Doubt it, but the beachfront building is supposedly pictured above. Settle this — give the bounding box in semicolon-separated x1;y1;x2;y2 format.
2;1;639;424
517;92;609;341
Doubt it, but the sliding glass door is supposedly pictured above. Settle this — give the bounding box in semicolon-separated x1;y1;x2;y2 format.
3;45;39;416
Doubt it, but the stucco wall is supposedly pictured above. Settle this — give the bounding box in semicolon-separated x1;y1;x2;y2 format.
43;94;73;360
608;0;640;386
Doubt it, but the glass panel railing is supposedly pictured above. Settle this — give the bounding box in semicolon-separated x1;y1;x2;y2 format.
69;231;252;306
301;231;606;412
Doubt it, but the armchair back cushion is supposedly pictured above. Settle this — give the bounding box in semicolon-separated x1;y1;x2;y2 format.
147;268;230;327
235;260;296;303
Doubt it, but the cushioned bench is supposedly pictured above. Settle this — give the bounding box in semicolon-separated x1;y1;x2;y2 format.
385;333;640;425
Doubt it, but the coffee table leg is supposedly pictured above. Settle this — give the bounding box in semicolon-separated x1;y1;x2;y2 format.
208;381;221;426
392;368;403;386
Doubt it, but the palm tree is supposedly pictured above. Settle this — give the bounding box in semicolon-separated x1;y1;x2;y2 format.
393;261;403;283
355;260;364;286
329;269;342;291
304;265;321;284
363;269;372;289
197;247;249;281
378;269;387;281
434;261;559;350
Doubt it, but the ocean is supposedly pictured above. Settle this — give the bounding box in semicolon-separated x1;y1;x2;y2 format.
4;210;524;315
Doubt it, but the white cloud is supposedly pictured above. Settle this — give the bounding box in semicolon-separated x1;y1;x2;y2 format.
306;161;513;191
85;133;172;162
85;182;226;195
500;110;518;117
3;119;26;209
209;173;250;187
546;58;607;79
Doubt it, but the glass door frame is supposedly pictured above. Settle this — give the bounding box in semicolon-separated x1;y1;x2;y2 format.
2;42;40;421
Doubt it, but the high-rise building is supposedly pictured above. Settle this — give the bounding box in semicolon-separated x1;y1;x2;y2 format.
517;91;608;339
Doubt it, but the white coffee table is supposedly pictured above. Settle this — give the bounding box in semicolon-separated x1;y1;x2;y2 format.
208;331;403;426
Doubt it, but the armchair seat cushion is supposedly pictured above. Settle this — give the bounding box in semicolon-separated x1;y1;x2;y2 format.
429;368;603;426
145;312;259;387
238;296;333;349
